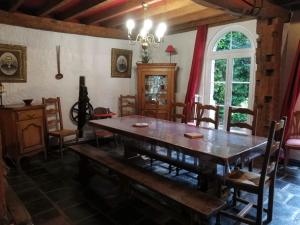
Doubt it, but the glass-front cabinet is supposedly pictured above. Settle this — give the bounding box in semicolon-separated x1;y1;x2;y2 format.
137;63;177;119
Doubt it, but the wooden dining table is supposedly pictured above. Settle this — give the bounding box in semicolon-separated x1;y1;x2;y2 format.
89;115;267;172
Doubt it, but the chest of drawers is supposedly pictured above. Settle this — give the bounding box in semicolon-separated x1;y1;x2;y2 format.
0;104;46;167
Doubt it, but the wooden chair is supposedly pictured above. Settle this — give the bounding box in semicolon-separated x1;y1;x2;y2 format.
119;95;137;117
197;104;219;129
284;111;300;171
142;101;159;118
217;117;287;225
42;97;78;159
93;107;115;147
227;107;257;135
170;102;188;123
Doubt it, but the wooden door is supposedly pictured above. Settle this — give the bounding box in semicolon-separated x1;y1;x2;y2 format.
17;118;45;154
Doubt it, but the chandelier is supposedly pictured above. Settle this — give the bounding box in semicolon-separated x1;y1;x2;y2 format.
126;3;167;49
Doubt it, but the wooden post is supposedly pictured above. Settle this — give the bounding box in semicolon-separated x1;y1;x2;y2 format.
254;18;284;136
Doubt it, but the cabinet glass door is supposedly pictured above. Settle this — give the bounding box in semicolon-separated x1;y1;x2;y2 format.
144;75;168;106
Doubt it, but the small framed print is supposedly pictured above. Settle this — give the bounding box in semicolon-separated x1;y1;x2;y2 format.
111;48;132;78
0;43;27;82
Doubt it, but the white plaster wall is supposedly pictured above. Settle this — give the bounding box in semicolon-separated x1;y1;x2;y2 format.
0;24;137;130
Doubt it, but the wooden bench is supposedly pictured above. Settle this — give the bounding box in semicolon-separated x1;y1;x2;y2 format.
70;144;225;225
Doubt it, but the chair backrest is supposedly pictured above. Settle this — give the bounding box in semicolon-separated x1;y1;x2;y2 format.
227;107;257;135
119;95;136;117
142;101;159;118
93;107;111;119
259;117;287;188
289;111;300;137
42;97;63;132
170;102;188;123
187;102;201;125
197;104;219;129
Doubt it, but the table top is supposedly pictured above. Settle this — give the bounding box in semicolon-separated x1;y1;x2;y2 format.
89;115;267;165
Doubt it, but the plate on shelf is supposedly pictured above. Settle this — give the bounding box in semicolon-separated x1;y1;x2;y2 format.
133;122;149;127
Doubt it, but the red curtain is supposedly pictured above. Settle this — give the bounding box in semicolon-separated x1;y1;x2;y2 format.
281;40;300;140
184;25;208;107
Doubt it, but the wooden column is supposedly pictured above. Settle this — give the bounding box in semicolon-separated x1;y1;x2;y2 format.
255;17;284;136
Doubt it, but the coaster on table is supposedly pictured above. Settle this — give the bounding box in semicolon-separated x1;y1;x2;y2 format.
184;132;204;139
133;122;149;127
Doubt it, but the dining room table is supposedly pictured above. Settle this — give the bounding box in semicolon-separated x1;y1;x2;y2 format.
89;115;267;191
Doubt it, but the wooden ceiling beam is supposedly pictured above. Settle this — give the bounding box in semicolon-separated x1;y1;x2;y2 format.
38;0;70;16
0;10;127;39
103;0;199;28
59;0;113;21
168;14;245;34
9;0;25;12
192;0;290;21
82;0;162;25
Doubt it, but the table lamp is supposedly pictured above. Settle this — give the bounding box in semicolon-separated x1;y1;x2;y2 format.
165;45;177;63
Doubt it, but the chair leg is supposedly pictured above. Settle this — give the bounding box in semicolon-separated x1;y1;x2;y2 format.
266;179;275;223
59;137;63;159
256;193;264;225
168;149;172;173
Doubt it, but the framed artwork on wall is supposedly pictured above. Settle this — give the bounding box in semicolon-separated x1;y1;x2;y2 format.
111;48;132;78
0;43;27;82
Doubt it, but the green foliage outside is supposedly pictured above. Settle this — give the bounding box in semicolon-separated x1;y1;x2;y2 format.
212;31;252;123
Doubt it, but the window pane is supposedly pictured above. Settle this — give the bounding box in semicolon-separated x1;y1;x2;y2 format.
214;32;231;51
218;105;225;127
233;57;251;82
214;31;251;52
213;83;225;105
231;31;251;49
213;59;226;82
231;83;249;107
231;112;248;123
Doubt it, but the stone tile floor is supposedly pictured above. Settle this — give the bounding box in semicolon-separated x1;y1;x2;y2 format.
6;143;300;225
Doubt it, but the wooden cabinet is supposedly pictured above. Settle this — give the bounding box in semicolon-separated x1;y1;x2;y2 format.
0;104;46;166
137;63;177;119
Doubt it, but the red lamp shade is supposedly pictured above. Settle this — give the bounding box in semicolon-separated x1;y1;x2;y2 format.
165;45;176;53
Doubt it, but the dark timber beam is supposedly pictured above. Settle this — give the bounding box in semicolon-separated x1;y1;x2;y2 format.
192;0;290;21
0;10;127;39
59;0;111;21
9;0;25;12
38;0;70;16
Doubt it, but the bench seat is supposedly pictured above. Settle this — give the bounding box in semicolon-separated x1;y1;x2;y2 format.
70;144;225;224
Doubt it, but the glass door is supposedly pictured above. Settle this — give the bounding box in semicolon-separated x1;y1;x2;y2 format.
144;74;168;107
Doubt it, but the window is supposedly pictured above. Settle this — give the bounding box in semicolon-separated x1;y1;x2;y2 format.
204;28;255;131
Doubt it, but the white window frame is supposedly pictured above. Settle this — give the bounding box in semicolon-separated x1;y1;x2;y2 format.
203;25;256;131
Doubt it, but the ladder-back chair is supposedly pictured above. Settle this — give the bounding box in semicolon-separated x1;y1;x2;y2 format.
227;107;257;135
284;111;300;171
217;117;287;225
42;97;78;158
197;104;219;129
170;102;188;123
119;95;137;117
93;107;115;147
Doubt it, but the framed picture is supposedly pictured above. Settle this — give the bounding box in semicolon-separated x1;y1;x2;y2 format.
0;43;26;82
111;48;132;78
